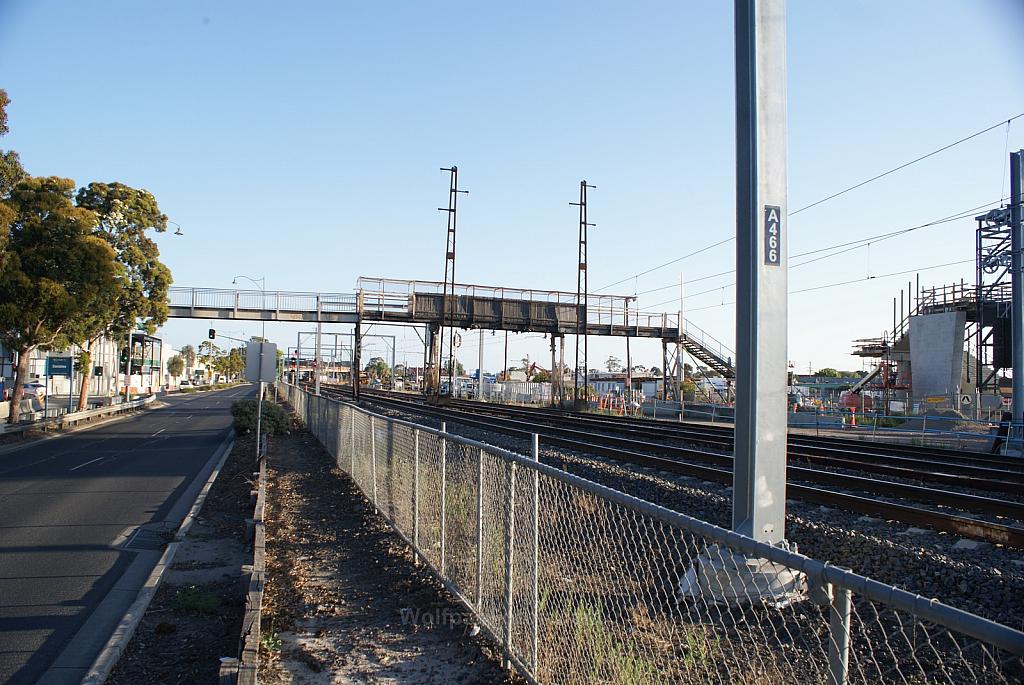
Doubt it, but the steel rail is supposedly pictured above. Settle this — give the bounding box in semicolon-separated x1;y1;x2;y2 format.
336;386;1024;491
327;388;1024;548
436;397;1024;488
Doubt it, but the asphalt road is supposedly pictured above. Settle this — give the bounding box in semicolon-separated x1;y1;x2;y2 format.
0;384;253;684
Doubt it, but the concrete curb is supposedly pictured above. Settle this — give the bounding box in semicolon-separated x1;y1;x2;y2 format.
79;432;236;685
233;455;269;685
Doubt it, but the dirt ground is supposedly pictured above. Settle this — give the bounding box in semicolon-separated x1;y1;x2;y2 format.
259;418;522;684
107;436;254;684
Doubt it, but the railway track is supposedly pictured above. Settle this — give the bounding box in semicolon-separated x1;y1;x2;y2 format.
315;384;1024;548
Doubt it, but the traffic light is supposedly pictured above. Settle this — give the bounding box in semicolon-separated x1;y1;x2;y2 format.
208;328;216;340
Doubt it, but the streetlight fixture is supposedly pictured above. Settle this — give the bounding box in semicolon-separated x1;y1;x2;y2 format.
232;275;268;462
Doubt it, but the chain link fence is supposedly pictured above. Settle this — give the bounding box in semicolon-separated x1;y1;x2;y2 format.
281;383;1024;684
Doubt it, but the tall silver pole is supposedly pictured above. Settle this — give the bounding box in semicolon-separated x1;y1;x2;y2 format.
732;0;789;543
315;321;322;396
678;272;686;421
1009;150;1024;452
477;329;485;400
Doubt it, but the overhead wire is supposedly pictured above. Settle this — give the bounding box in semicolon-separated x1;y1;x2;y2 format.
638;198;1004;309
789;113;1023;216
591;113;1022;295
593;237;733;293
679;257;976;314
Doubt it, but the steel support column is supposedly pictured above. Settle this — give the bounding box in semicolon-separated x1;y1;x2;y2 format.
477;329;485;400
426;323;441;396
1010;150;1024;451
550;335;558;407
314;320;322;396
732;0;789;542
661;339;669;402
353;321;362;401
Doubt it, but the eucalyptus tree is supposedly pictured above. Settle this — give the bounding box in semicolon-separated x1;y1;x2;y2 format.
76;182;171;398
0;177;121;422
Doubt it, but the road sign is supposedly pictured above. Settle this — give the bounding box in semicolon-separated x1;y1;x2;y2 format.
960;395;972;405
46;357;73;377
245;342;277;383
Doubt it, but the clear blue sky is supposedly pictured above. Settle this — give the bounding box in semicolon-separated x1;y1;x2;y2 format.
2;1;1023;373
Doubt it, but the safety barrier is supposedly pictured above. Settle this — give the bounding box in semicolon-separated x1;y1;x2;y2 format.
0;395;156;436
282;383;1024;684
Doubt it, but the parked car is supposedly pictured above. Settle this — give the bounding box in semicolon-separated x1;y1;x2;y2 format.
22;382;46;400
179;379;191;386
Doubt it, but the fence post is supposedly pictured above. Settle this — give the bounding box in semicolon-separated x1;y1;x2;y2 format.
371;416;378;509
440;421;447;576
828;586;852;685
413;429;420;566
476;447;485;610
502;460;517;669
531;433;540;673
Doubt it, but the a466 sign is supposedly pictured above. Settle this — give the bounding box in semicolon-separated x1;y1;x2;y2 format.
763;205;782;266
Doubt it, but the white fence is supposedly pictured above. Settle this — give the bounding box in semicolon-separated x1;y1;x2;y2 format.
282;383;1024;684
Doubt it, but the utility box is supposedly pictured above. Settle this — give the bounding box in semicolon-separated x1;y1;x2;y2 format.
245;342;278;383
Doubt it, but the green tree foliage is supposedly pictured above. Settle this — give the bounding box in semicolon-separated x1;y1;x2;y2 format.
442;359;465;377
167;354;184;378
605;356;622;372
532;369;551;383
198;340;223;378
75;182;171;338
179;344;196;376
0;177;121;422
364;356;391;383
816;367;841;378
0;89;27;255
217;347;245;379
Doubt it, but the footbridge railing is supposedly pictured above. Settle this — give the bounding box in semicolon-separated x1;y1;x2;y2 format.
281;382;1023;685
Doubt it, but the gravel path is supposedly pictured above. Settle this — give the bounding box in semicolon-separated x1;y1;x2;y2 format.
258;418;523;684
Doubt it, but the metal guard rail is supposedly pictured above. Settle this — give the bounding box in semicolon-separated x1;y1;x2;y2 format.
2;395;156;435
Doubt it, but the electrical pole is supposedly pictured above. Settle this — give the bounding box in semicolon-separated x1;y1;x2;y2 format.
681;0;802;609
438;166;468;399
733;0;789;543
570;180;596;409
678;272;685;421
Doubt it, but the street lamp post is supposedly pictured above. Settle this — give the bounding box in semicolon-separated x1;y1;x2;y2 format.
233;275;267;461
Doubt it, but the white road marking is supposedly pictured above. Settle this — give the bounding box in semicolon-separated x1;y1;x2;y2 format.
152;428;166;436
70;457;104;471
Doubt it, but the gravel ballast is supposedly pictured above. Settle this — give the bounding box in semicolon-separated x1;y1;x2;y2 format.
363;400;1024;631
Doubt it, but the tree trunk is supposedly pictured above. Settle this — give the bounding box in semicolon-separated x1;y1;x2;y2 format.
77;340;93;412
8;347;32;424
